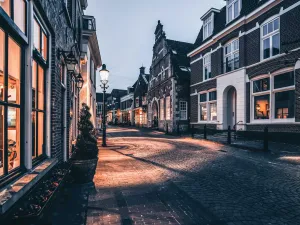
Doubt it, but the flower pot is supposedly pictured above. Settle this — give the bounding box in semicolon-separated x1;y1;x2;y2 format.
70;158;98;184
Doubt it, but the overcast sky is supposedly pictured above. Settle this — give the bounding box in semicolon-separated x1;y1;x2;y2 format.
85;0;224;93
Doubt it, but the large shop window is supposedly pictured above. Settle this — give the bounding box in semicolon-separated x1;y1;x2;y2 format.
160;98;164;120
165;96;171;120
224;38;239;73
252;71;295;122
0;0;26;34
0;30;21;177
199;91;217;122
179;101;187;120
261;17;280;60
203;53;211;81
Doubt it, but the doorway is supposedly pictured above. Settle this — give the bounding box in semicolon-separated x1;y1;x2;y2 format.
226;86;237;129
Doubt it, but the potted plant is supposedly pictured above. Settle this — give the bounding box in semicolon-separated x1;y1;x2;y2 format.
70;103;99;184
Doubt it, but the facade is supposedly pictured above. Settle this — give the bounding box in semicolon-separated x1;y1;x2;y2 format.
188;0;300;138
120;86;136;125
96;92;111;129
106;89;127;124
79;15;102;127
147;21;193;132
133;67;149;127
0;0;101;215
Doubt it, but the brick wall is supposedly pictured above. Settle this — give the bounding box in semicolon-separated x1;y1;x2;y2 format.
190;95;198;123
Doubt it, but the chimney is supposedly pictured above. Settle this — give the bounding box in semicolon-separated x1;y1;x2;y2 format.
140;66;145;75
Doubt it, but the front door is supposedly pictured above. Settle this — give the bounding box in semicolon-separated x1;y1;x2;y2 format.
227;87;236;129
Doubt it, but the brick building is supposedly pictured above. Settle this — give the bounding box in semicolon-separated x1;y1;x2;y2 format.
106;89;127;124
120;85;136;125
147;21;193;133
188;0;300;139
0;0;101;215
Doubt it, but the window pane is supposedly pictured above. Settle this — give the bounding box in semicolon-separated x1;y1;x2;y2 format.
32;111;36;158
275;91;295;119
38;112;44;156
228;5;233;22
42;32;47;60
263;25;268;36
160;98;164;120
34;19;40;52
14;0;26;33
8;37;21;104
7;107;20;171
234;1;239;18
272;33;280;56
254;95;270;120
0;30;5;102
209;91;217;101
38;66;44;110
274;72;294;89
200;93;207;102
200;104;207;121
166;96;170;120
253;78;270;93
274;18;279;31
0;106;4;176
0;0;10;16
32;61;37;108
263;38;270;59
210;103;217;121
268;21;273;34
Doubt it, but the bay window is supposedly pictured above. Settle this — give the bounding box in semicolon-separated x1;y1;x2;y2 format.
0;0;26;34
227;0;241;23
179;101;187;120
224;38;239;73
199;91;217;122
252;71;295;122
261;17;280;60
203;53;211;80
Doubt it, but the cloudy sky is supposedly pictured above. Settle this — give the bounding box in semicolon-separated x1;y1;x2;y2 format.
85;0;224;92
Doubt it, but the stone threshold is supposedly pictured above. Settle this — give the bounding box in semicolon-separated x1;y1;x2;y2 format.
0;158;58;215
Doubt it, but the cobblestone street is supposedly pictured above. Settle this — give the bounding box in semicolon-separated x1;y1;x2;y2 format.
86;127;300;225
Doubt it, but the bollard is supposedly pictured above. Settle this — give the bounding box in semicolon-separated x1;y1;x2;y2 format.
264;126;269;151
191;125;195;138
227;126;231;144
166;123;169;135
204;124;207;140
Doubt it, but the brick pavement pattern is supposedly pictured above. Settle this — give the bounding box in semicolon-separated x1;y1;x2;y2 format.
87;127;300;225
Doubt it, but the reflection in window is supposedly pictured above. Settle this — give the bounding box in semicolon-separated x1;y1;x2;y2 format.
7;107;20;171
210;103;217;121
274;72;294;89
275;91;295;119
34;19;40;52
200;93;207;102
31;112;36;158
0;106;4;176
254;95;270;120
200;104;207;121
253;78;270;93
38;113;44;156
14;0;26;33
0;29;4;102
8;37;21;104
38;66;44;110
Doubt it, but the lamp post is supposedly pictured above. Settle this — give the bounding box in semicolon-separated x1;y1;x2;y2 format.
99;64;110;147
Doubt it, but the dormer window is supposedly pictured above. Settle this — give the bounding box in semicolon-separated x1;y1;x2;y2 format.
203;14;213;40
227;0;241;23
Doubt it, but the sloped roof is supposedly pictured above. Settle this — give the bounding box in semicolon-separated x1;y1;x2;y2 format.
166;39;194;56
193;0;270;49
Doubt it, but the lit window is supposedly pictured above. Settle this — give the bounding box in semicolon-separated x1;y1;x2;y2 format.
160;98;164;120
227;0;241;23
166;96;171;120
252;71;295;122
34;17;48;61
224;39;239;73
199;91;217;122
179;101;187;120
203;14;213;40
203;54;211;80
261;18;280;60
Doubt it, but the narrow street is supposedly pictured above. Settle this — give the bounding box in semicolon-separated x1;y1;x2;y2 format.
86;127;300;225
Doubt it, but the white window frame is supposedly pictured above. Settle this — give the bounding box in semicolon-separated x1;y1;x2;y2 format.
203;53;211;81
260;16;280;61
198;90;217;122
203;14;213;40
226;0;241;23
179;101;188;120
224;38;239;73
250;68;295;124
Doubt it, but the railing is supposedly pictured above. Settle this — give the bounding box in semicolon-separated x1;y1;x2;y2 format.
224;58;239;73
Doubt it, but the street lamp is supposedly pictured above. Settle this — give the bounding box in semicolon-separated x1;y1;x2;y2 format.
100;64;110;147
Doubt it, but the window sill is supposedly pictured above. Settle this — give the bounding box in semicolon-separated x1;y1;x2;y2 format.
191;121;220;124
249;119;297;124
0;159;57;215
